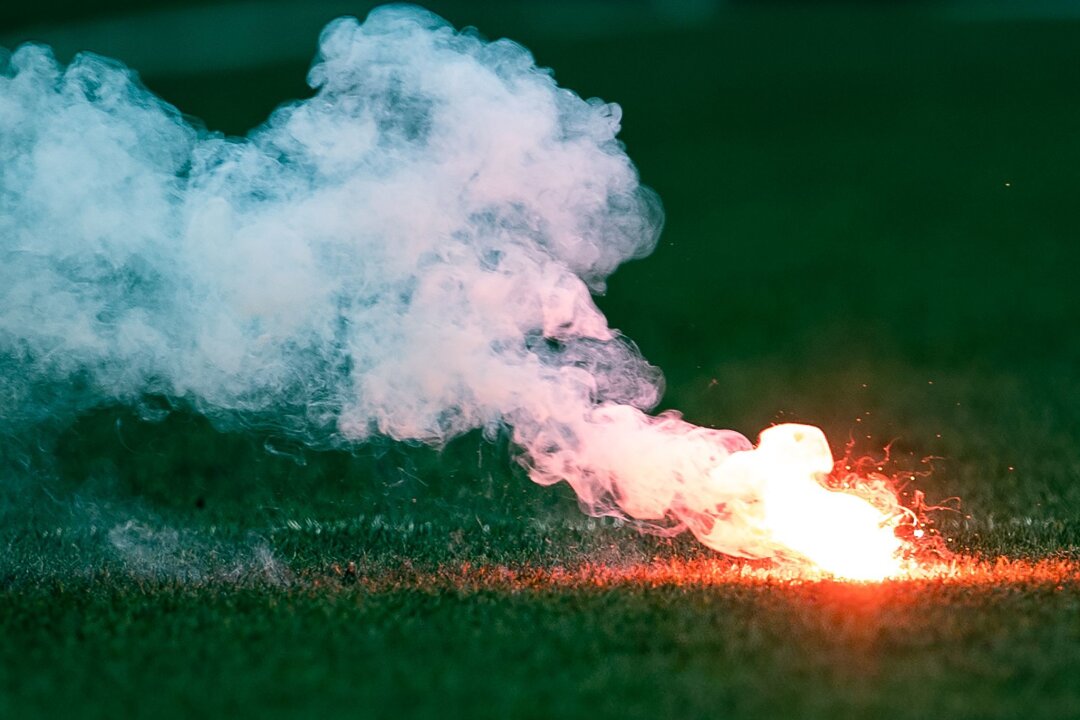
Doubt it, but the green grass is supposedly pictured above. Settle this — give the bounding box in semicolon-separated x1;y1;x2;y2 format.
2;3;1080;719
2;541;1079;720
3;572;1078;720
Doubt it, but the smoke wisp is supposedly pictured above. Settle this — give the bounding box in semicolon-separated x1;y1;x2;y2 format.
0;5;905;567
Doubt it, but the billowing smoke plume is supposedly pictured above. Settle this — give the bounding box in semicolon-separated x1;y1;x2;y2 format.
0;6;904;567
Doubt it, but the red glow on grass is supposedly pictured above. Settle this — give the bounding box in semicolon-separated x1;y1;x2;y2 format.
318;556;1079;593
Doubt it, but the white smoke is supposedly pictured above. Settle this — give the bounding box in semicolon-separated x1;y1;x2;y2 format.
1;5;877;563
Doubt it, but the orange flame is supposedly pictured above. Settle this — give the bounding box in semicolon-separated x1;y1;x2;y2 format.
706;424;907;581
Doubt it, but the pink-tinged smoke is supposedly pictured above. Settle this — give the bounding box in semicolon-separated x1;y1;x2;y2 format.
0;5;907;577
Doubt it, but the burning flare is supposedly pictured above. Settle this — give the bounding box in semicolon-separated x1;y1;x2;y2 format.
709;424;905;581
0;6;912;580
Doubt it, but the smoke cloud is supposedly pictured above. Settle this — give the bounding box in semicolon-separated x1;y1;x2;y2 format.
1;5;888;564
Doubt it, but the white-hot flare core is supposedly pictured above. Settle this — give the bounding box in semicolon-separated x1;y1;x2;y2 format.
710;424;905;580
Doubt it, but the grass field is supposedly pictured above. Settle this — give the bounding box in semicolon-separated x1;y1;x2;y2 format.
2;2;1080;718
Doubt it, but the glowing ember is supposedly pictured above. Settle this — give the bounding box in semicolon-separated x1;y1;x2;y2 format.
704;424;906;581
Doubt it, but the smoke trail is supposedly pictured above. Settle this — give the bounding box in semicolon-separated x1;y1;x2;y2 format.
0;5;904;566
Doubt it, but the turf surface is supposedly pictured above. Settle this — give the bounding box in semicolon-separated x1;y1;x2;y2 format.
2;2;1080;719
